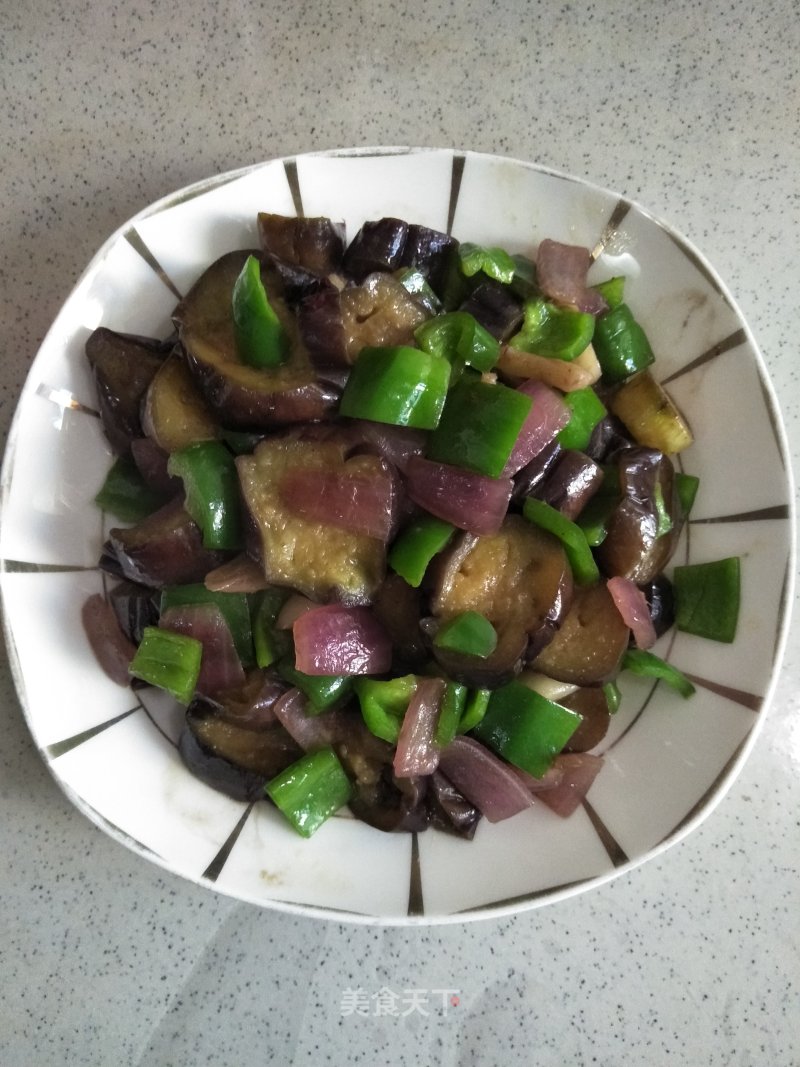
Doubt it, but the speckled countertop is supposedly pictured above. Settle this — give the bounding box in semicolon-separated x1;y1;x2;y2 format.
2;1;799;1064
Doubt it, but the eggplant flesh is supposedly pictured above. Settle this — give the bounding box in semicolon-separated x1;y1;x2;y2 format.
340;273;430;360
530;582;630;685
141;352;219;452
429;517;573;685
174;250;340;428
236;433;386;603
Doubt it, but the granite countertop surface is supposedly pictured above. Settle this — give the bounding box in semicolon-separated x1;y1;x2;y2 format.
2;1;798;1064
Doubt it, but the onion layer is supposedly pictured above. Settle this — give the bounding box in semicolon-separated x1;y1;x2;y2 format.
293;604;392;675
607;575;657;649
406;455;512;536
503;380;570;475
438;736;537;823
393;677;445;778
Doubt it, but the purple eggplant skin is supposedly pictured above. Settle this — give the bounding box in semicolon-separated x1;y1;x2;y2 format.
179;705;303;802
596;447;683;584
342;218;409;281
174;250;341;429
536;450;604;521
347;766;431;834
108;579;159;644
297;287;349;367
205;671;290;731
512;440;563;501
400;224;458;295
459;279;524;341
265;258;335;306
372;574;429;671
109;496;232;588
643;574;676;638
560;687;612;753
85;328;168;453
584;413;635;463
257;213;345;275
426;771;481;839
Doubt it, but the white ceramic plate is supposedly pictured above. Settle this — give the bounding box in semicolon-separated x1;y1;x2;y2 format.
1;148;794;924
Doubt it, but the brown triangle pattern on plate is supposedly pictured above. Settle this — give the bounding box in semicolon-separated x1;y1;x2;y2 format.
447;153;465;236
45;705;142;760
407;832;424;916
582;799;630;867
123;227;183;300
689;504;790;524
661;329;746;385
457;876;597;915
202;801;256;882
283;158;304;218
590;198;632;261
683;674;762;712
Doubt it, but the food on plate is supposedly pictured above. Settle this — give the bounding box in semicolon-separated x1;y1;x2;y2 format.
82;211;740;839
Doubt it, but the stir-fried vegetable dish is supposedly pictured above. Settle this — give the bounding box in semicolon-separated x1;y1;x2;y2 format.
82;212;740;839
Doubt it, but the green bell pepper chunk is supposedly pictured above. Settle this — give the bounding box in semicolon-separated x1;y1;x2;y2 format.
675;472;700;518
396;267;443;316
354;675;417;743
523;497;600;585
129;626;202;705
388;516;456;588
576;493;618;547
592;303;655;383
457;688;491;734
232;254;290;368
510;297;595;361
265;747;353;838
415;311;500;375
653;483;674;539
434;681;468;747
94;455;168;523
509;254;539;300
167;441;243;551
458;242;516;284
439;245;473;311
433;612;498;659
472;681;581;778
575;465;620;547
160;585;254;668
557;387;607;451
602;680;622;714
221;429;266;455
593;276;626;310
426;377;533;478
622;649;695;698
278;659;354;713
251;588;292;668
673;557;741;643
338;345;450;429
